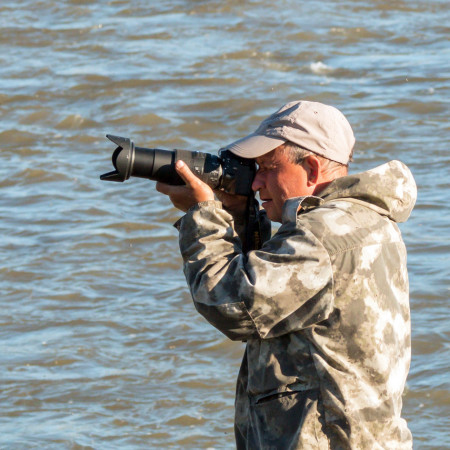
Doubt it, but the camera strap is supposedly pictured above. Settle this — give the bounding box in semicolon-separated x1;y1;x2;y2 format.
243;193;262;253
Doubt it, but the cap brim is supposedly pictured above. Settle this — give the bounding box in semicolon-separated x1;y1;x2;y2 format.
225;134;286;158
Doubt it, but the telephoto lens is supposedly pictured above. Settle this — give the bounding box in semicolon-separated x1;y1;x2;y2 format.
100;135;256;196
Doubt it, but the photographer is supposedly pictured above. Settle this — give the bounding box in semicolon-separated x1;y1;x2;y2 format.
156;100;416;449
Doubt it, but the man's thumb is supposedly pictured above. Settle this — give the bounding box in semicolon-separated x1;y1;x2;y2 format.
175;160;197;186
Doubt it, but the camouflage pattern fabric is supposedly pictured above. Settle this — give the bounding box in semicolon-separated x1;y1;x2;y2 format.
176;160;417;449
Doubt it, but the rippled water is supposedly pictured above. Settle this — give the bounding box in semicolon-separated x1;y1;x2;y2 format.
1;0;449;448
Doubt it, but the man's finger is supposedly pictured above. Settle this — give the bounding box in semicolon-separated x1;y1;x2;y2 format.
155;181;173;195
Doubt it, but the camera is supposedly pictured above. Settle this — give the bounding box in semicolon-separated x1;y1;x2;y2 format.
100;135;256;196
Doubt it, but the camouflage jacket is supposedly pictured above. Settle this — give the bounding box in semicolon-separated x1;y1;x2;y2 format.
176;161;417;449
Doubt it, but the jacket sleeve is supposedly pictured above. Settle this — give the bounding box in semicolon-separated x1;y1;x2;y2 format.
178;201;334;341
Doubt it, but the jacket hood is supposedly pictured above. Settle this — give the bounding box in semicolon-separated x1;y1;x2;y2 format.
319;160;417;223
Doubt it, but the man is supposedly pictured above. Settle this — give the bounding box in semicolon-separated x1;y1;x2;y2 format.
156;100;416;449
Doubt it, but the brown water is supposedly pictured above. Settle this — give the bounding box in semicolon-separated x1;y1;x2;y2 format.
1;1;449;448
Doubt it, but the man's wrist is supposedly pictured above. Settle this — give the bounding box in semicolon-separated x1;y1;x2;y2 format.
173;200;224;230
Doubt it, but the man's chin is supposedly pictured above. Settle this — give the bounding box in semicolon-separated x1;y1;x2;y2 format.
262;202;281;223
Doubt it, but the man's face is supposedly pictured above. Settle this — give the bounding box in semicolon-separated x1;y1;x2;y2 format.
252;147;312;223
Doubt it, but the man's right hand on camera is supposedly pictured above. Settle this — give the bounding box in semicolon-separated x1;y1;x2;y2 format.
214;190;248;216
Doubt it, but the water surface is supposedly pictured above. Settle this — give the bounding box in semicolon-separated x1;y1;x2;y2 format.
0;1;449;448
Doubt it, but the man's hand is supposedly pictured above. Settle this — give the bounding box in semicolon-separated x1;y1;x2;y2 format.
156;160;214;212
214;190;248;216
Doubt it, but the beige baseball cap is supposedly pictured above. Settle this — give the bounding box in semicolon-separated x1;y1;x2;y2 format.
224;100;355;165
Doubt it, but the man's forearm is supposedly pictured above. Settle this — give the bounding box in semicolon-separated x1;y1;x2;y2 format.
178;201;333;341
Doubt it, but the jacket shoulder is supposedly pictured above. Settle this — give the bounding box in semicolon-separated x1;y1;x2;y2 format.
292;199;403;256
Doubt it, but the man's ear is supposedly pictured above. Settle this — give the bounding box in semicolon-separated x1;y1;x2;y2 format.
304;155;320;186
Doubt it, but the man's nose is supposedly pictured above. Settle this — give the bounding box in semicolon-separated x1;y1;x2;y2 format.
252;172;264;192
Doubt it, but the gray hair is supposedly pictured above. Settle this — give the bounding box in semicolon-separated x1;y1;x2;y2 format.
281;142;351;171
